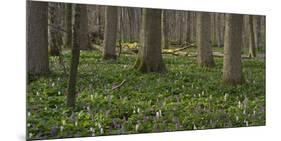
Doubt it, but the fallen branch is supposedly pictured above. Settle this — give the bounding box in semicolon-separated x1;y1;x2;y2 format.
111;80;127;90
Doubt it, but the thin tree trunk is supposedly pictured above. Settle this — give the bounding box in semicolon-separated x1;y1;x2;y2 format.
103;6;118;60
223;14;244;85
27;1;49;75
79;5;90;50
67;4;81;108
215;13;222;48
196;12;215;68
248;15;256;57
65;3;72;48
161;10;169;49
48;3;62;56
134;8;166;73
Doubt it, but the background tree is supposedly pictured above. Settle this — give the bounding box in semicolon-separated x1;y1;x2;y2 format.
134;8;166;73
103;6;118;60
161;10;169;49
248;15;256;57
65;3;72;48
67;4;81;108
196;12;215;68
79;4;90;50
223;14;244;85
27;1;49;75
48;3;63;56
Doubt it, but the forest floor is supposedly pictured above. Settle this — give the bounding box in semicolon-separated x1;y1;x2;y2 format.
27;47;265;140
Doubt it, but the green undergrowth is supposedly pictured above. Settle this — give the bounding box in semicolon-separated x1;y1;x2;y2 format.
27;49;265;140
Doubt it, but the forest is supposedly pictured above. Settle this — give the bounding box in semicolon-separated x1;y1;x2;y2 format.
27;1;265;140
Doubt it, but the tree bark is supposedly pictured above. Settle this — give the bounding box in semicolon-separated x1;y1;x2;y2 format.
215;13;222;48
223;14;244;85
196;12;215;68
79;4;90;50
248;15;256;57
161;10;169;49
134;9;166;73
65;3;72;48
48;3;62;56
67;4;81;108
103;6;118;60
27;1;49;75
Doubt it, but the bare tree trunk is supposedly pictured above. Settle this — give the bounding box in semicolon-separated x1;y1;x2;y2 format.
103;6;118;60
48;3;62;56
253;16;261;48
65;3;72;48
248;15;256;57
79;5;90;50
161;10;169;49
215;13;222;48
134;9;166;73
196;12;215;68
67;4;81;108
185;12;191;43
27;1;49;75
223;14;244;85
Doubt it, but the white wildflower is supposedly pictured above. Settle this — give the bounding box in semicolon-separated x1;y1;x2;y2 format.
156;112;160;119
236;116;239;121
60;126;64;132
135;124;140;132
193;124;197;130
100;128;104;134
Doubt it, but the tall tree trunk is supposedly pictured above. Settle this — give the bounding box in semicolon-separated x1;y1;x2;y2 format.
65;3;72;48
103;6;118;60
67;4;81;108
223;14;244;85
79;4;90;50
253;16;261;48
215;13;222;48
48;3;62;56
161;10;169;49
196;12;215;68
134;9;166;73
248;15;256;57
185;12;191;43
27;1;49;75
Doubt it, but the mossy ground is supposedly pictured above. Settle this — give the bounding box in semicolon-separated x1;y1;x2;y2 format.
27;47;265;140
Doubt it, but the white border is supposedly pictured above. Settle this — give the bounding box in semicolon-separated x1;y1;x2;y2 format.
1;0;281;141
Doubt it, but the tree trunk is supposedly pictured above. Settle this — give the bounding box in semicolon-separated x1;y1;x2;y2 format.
48;3;62;56
248;15;256;57
196;12;215;68
79;4;90;50
65;3;72;48
67;4;81;108
27;1;49;75
253;16;261;48
215;13;222;48
161;10;169;49
103;6;118;60
134;9;166;73
223;14;244;85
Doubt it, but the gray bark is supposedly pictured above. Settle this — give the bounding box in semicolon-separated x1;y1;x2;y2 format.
134;9;166;73
196;12;215;68
27;1;49;74
223;14;244;85
103;6;118;60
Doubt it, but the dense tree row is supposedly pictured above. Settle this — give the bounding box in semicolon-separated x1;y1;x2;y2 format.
27;1;266;107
